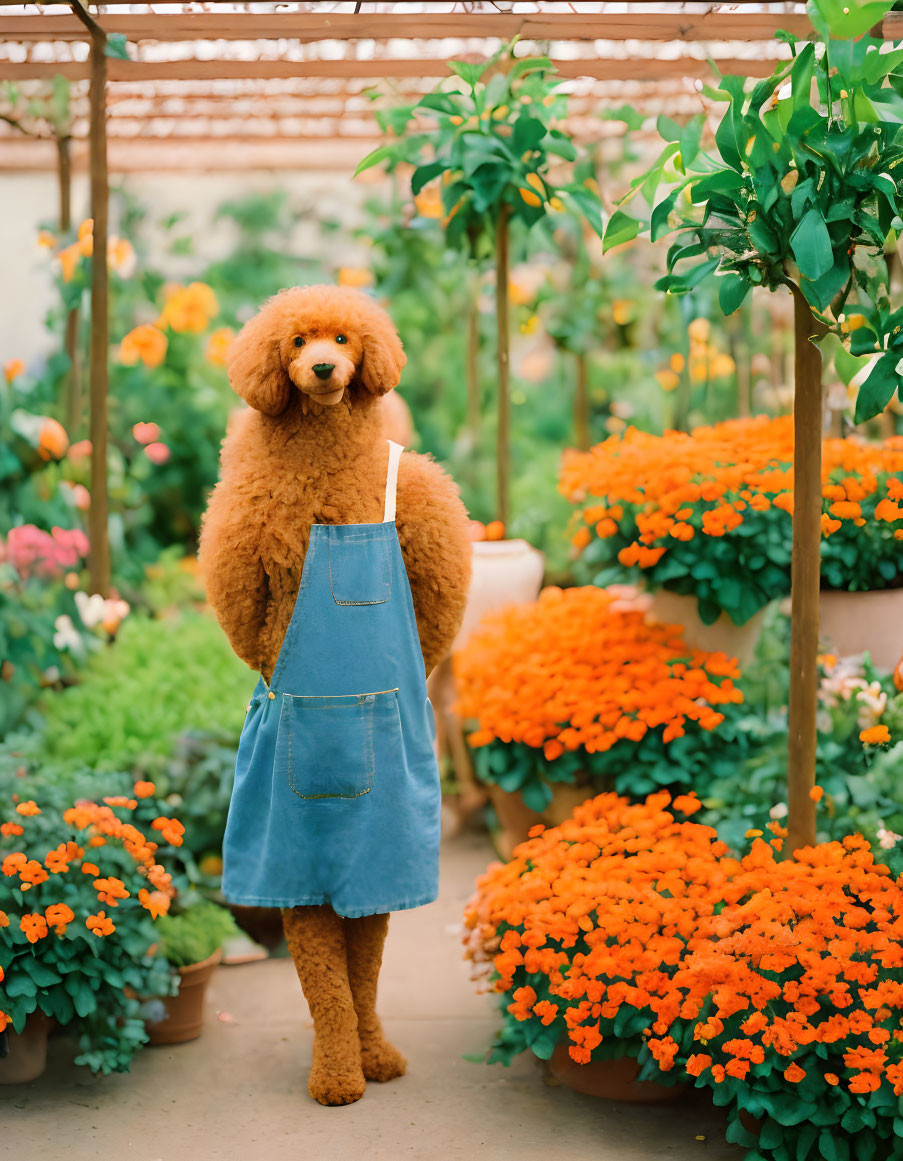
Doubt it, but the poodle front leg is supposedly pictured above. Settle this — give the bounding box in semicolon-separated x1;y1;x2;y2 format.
282;904;366;1106
344;913;407;1083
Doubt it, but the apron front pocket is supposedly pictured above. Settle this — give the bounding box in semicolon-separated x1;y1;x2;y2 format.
277;689;401;800
329;536;391;606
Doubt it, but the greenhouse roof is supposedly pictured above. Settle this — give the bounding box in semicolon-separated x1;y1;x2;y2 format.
0;2;898;172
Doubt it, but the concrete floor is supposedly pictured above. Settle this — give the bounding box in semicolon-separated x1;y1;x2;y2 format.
2;822;741;1161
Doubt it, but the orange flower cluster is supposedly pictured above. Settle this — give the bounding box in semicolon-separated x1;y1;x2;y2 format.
453;586;743;758
465;791;903;1108
560;415;903;560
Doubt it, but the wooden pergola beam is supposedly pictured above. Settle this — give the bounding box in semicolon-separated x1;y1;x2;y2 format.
0;55;789;83
0;10;816;43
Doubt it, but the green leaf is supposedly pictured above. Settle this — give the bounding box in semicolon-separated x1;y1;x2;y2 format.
521;779;553;813
854;353;900;422
790;208;834;279
656;114;682;142
718;273;751;316
650;189;679;242
411;161;446;195
354;144;398;177
808;0;893;39
512;114;546;156
679;115;705;168
603;209;640;252
449;60;487;88
104;33;130;61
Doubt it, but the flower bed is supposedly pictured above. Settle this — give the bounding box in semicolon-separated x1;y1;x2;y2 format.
465;791;903;1161
452;585;745;810
560;415;903;626
0;780;183;1074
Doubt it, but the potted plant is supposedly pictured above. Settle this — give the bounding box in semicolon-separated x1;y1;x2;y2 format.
463;790;726;1100
561;415;903;667
356;41;604;526
648;824;903;1161
602;0;903;849
452;585;746;855
145;898;239;1045
0;778;180;1081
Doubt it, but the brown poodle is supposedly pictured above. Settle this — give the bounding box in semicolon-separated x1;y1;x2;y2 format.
198;285;472;1105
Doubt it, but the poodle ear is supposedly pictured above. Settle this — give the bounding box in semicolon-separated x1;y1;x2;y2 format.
227;311;292;417
359;316;406;397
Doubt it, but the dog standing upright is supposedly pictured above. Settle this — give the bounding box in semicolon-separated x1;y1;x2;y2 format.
198;286;472;1105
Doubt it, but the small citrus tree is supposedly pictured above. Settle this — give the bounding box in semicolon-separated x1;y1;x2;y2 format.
356;44;604;525
606;1;903;850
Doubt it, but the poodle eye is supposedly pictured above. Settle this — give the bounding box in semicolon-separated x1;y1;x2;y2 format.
293;336;305;348
335;335;348;344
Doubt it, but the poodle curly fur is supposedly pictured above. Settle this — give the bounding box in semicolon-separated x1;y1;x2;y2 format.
198;285;472;1106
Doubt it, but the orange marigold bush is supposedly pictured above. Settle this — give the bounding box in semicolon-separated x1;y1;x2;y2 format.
453;587;744;809
0;780;182;1074
560;415;903;626
465;791;903;1161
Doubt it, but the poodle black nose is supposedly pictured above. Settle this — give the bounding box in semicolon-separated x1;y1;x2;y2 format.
313;363;335;380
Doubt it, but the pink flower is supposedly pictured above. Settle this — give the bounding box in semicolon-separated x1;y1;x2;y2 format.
68;439;92;463
71;484;90;511
132;422;160;445
144;442;170;465
3;524;88;579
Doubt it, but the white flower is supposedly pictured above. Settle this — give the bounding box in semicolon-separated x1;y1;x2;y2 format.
769;802;788;820
53;614;82;652
877;822;902;850
75;590;107;628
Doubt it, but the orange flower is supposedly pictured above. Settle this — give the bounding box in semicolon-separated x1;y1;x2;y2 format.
37;418;68;462
138;887;171;919
133;780;156;799
156;282;218;334
15;800;40;817
18;859;49;890
86;910;115;937
119;324;167;369
0;910;8;927
44;903;75;933
19;913;48;943
205;327;235;367
0;822;24;837
860;725;891;746
151;817;185;847
809;785;824;802
784;1062;806;1083
93;876;130;906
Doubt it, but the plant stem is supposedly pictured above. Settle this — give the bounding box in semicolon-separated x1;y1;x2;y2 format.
495;202;511;526
574;350;590;450
84;22;111;597
786;284;825;854
57;133;82;435
466;267;481;441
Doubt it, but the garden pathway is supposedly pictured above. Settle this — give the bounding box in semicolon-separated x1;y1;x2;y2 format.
2;816;741;1161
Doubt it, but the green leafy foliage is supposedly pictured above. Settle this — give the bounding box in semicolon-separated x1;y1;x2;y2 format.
154;899;239;968
607;18;903;423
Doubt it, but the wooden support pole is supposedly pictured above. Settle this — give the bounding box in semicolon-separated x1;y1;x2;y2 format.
574;351;590;451
495;203;511;528
57;132;83;434
786;284;825;854
466;270;481;442
71;2;110;597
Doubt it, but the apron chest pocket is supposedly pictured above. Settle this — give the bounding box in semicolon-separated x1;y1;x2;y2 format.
329;536;391;606
277;689;401;800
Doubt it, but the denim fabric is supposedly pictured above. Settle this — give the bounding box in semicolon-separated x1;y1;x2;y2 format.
221;518;440;918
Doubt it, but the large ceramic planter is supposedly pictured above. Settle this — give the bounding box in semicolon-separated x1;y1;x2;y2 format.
437;538;546;823
0;1012;50;1084
819;588;903;671
646;589;769;665
489;780;595;861
147;949;222;1046
545;1042;684;1103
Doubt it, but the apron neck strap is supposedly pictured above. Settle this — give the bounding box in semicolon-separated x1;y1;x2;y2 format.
383;440;403;523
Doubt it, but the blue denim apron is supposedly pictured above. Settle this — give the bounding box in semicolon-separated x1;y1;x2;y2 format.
221;441;440;917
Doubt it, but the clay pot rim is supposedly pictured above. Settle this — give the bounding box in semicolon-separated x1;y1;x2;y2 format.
472;538;534;557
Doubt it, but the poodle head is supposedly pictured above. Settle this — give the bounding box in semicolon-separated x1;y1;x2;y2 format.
226;285;406;417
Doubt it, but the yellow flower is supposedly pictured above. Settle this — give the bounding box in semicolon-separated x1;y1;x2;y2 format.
107;236;136;277
337;267;373;289
37;230;56;250
549;195;565;213
414;186;443;219
655;369;680;392
669;353;685;374
687;317;711;344
518;187;542;208
77;218;94;258
119;324;168;369
205;327;235;367
157;282;218;334
612;300;634;327
4;358;25;383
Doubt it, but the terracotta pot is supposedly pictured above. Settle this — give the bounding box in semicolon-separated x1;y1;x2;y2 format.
646;590;769;665
226;903;286;950
546;1042;684;1103
489;780;596;860
147;949;222;1046
0;1011;50;1084
818;588;903;672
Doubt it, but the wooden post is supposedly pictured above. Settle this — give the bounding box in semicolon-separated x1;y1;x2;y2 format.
786;284;824;853
72;3;110;597
57;132;83;435
574;350;590;450
495;202;511;527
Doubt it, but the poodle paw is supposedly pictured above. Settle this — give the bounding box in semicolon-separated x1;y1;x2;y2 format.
360;1037;407;1083
308;1048;366;1106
